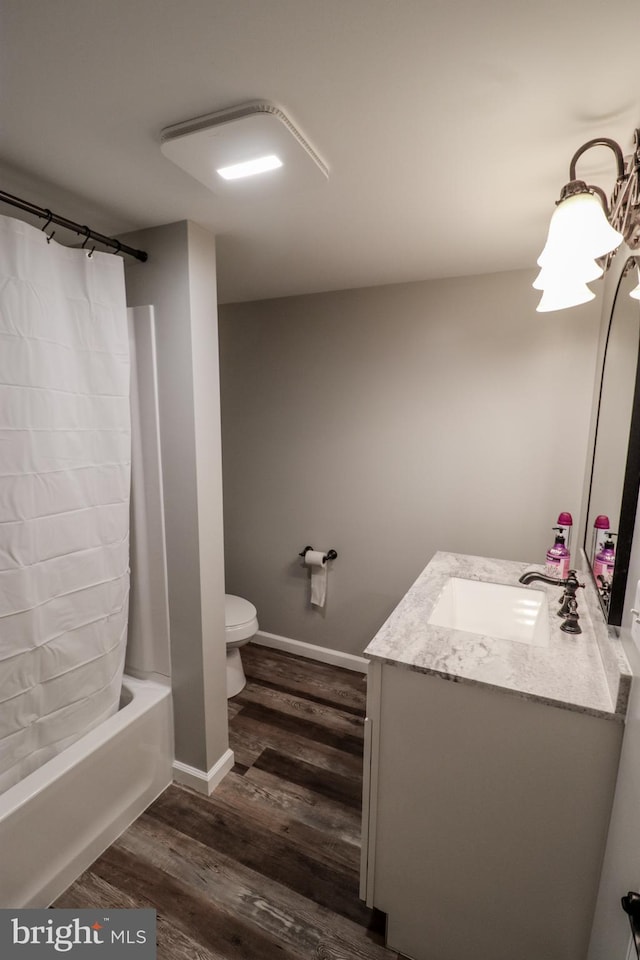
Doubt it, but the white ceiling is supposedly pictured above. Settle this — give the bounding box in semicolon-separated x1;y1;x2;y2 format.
1;0;639;303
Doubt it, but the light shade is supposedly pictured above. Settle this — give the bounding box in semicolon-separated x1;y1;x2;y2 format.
536;282;596;313
533;258;603;291
537;191;623;267
630;266;640;300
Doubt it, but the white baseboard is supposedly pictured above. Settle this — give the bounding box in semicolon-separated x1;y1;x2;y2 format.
253;630;368;674
173;747;235;796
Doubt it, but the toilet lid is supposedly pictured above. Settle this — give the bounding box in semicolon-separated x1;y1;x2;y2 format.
225;594;257;628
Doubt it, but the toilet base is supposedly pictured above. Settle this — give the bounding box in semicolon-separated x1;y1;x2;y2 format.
226;646;247;699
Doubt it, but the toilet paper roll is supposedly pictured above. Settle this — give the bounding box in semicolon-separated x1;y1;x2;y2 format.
304;550;327;607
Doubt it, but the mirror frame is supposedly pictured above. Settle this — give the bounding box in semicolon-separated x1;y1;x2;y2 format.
584;255;640;625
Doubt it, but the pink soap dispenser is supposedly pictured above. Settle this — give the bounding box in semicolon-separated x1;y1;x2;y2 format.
545;527;571;579
593;532;617;591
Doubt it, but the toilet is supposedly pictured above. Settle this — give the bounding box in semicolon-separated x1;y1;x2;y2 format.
224;594;258;698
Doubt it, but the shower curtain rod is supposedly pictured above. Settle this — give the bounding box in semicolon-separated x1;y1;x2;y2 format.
0;189;148;262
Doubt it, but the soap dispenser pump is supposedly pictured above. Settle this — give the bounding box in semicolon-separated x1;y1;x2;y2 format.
545;527;571;579
557;512;573;554
590;515;610;567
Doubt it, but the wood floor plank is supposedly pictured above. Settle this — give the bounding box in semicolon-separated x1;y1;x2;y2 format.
234;700;364;757
243;642;366;690
242;644;367;713
229;710;364;780
92;842;301;960
116;808;398;960
56;868;140;910
234;678;365;742
182;773;360;873
254;747;363;810
227;701;244;720
226;724;262;768
55;871;225;960
145;784;371;927
230;764;362;847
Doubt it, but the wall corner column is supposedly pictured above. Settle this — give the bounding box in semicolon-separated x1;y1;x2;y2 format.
122;220;229;789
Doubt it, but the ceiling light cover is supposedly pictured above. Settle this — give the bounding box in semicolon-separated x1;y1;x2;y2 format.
217;154;283;180
160;101;328;195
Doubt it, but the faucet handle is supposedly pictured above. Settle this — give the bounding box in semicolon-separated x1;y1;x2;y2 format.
567;570;585;589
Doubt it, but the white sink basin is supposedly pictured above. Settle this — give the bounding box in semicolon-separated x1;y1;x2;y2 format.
428;577;549;646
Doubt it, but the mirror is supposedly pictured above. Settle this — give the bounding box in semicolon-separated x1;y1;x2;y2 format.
584;256;640;624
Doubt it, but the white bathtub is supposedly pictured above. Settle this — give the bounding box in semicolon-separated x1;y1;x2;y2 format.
0;675;173;907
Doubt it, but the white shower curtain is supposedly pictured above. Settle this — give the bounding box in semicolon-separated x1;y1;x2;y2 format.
0;215;130;794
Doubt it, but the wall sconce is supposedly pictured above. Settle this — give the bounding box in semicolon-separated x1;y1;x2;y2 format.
535;129;640;312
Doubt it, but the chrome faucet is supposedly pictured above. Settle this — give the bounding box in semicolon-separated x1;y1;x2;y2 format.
518;569;585;634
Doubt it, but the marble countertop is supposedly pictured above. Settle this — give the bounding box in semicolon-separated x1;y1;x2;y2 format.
364;551;632;721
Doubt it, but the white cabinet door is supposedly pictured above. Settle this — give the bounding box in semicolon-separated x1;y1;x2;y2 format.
368;663;622;960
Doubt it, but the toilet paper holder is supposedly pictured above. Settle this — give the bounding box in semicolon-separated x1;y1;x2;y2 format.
299;545;338;563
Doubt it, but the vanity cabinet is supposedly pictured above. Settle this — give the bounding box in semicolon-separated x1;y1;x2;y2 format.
359;548;633;960
360;660;622;960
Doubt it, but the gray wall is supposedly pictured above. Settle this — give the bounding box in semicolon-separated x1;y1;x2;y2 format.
123;221;228;775
219;268;601;655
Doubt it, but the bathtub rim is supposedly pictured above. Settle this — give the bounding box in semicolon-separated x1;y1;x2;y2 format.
0;674;171;823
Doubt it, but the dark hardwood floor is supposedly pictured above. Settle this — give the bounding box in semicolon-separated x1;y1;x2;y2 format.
54;643;403;959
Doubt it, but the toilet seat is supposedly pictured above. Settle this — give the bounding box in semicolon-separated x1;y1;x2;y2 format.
225;594;258;647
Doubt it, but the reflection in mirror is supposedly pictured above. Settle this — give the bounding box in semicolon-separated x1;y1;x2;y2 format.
585;257;640;623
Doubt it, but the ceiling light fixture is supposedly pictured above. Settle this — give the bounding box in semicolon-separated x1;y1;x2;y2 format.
217;154;283;180
535;129;640;312
160;101;328;195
